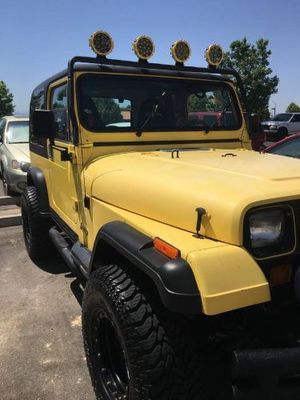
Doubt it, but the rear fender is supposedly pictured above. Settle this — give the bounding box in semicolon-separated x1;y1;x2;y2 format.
27;166;50;215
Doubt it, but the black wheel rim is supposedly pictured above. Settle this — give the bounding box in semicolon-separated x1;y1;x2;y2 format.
92;311;129;399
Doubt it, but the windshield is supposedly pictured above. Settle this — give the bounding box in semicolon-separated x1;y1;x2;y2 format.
78;74;241;132
272;113;292;122
269;137;300;158
6;121;29;143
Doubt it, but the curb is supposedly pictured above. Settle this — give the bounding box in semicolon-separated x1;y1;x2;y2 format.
0;214;22;228
0;196;22;227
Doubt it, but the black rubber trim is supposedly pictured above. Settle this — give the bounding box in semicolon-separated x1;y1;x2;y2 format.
90;221;201;314
50;208;78;244
93;138;241;147
29;141;48;159
27;167;50;215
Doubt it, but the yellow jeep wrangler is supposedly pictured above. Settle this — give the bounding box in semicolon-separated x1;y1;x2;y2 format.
22;32;300;400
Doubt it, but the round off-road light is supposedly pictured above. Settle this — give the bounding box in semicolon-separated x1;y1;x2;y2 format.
89;31;114;56
170;40;191;64
132;36;155;60
205;44;224;67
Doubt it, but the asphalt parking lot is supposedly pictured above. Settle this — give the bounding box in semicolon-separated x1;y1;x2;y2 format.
0;186;94;399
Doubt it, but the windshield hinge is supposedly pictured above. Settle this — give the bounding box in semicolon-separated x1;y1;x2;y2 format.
84;196;90;209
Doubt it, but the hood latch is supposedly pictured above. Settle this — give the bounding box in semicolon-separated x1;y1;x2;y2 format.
194;207;206;238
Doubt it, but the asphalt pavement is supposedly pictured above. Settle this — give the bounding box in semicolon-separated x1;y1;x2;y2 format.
0;192;94;399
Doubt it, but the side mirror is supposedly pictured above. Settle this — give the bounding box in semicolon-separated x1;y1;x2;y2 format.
32;110;55;139
244;113;261;138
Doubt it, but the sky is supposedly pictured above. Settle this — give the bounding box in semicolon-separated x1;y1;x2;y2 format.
0;0;299;116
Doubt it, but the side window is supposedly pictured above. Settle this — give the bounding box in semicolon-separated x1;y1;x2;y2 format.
30;87;45;145
51;83;70;141
0;119;6;142
291;114;300;122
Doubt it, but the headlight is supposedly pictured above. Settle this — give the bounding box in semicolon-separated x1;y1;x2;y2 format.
250;209;284;248
132;36;155;61
270;125;278;130
245;206;295;259
11;160;20;169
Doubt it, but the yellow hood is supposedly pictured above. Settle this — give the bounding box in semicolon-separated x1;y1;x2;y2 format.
85;149;300;245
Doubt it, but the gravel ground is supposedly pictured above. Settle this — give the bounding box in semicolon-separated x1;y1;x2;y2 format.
0;225;94;400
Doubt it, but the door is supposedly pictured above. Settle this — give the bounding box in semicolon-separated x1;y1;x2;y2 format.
290;114;300;133
48;81;82;235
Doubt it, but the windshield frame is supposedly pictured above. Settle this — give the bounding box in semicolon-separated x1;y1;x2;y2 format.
76;72;243;134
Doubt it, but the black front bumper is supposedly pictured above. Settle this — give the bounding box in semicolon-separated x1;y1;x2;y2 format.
232;346;300;399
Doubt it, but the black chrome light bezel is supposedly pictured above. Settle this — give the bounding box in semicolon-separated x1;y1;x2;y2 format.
205;44;224;67
170;40;191;64
132;36;155;60
89;31;114;57
243;204;296;260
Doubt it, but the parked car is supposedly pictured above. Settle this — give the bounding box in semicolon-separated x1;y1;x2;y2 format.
262;112;300;141
264;132;300;158
0;116;30;195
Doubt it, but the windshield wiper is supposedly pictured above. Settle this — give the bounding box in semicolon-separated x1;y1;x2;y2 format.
136;91;167;137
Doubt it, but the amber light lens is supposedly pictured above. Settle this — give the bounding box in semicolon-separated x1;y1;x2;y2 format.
153;237;180;259
270;264;292;287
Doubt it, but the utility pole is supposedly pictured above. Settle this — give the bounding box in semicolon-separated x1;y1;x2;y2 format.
271;101;276;117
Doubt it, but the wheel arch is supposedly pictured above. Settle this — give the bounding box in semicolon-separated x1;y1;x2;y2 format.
89;221;202;315
27;166;50;215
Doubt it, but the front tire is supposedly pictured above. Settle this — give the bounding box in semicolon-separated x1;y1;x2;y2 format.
82;263;231;400
21;186;54;260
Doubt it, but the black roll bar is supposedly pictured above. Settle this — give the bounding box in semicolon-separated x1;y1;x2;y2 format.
68;55;251;145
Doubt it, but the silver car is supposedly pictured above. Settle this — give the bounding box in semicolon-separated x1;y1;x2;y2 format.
0;116;30;195
262;112;300;141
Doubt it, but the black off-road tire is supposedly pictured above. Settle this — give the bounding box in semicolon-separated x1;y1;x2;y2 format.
82;263;231;400
21;186;54;260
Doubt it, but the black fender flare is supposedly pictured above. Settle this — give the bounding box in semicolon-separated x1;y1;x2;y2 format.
90;221;201;314
27;166;50;216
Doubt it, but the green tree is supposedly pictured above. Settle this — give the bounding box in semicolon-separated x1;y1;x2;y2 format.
221;38;279;119
286;102;300;112
0;81;14;118
94;98;123;125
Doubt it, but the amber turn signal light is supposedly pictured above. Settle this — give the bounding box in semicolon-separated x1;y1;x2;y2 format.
269;264;292;287
153;237;180;259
